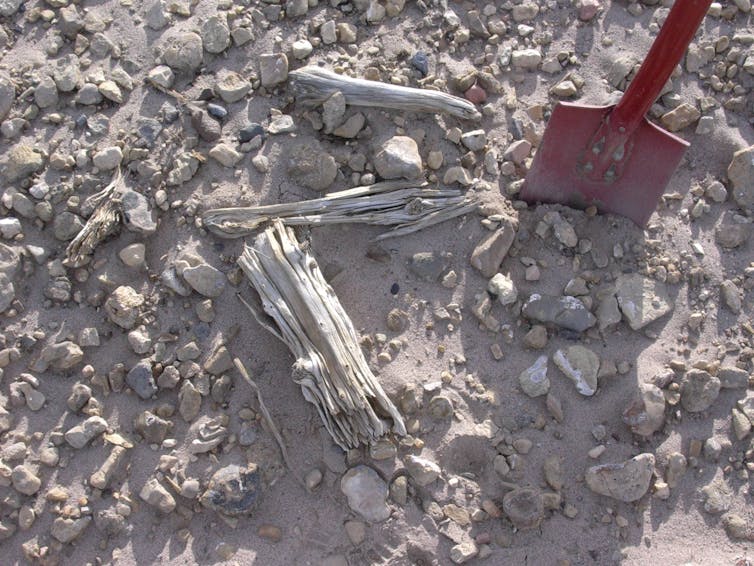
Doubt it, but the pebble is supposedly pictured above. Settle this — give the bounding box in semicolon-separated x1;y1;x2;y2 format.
522;294;596;332
665;452;687;488
470;220;516;277
728;145;754;212
93;146;123;171
488;273;518;305
148;65;175;89
553;345;600;396
126;360;157;399
1;144;45;182
90;446;128;489
268;115;295;134
140;477;176;513
287;141;338;191
36;340;84;371
409;251;446;281
51;516;91;543
182;263;226;297
702;479;732;514
76;83;103;105
209;143;242;167
0;72;12;120
11;465;41;495
215;72;251;103
511;48;542;69
162;32;204;73
201;463;261;516
404;454;441;486
410;52;429;76
105;286;145;329
450;541;479;564
614;274;673;330
340;465;390;522
722;513;754;541
53;211;84;241
291;39;313;59
660;103;701;132
119;243;146;267
121;190;157;235
135;411;172;444
502;488;544;529
99;80;123;104
191;109;222;142
585;453;655;502
519;355;550;397
461;130;487;152
65;415;108;448
720;279;741;313
201;14;230;54
178;380;202;421
34;75;59;109
373;136;423;179
67;383;92;412
718;366;749;389
680;369;721;413
715;213;751;248
622;383;665;436
259;53;288;87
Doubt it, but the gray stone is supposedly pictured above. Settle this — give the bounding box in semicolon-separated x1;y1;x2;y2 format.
702;479;732;514
408;252;446;281
140;478;176;513
201;14;230;54
666;452;687;488
660;103;701;132
511;48;542;69
65;416;108;448
585;453;655;502
204;346;234;375
147;65;174;89
201;463;261;516
53;211;84;241
680;369;720;413
11;465;41;495
146;0;168;30
715;213;751;248
37;341;83;371
215;72;251;103
182;264;226;297
126;360;157;399
0;73;13;121
121;190;157;235
736;398;754;424
209;143;242;167
0;0;22;18
67;383;92;412
51;516;91;543
470;220;516;277
502;487;544;529
404;454;441;486
53;55;81;92
340;465;390;522
178;380;202;421
119;243;145;267
259;53;288;87
0;218;22;239
287;141;338;191
720;280;741;313
135;411;172;444
461;130;487;152
732;408;751;440
622;383;665;436
728;145;754;212
1;144;44;182
90;446;128;490
615;273;673;330
450;541;478;564
333;112;365;139
553;345;600;396
322;91;346;133
291;39;313;59
521;294;596;332
34;76;59;109
718;367;749;389
105;286;145;329
58;4;84;38
286;0;308;17
76;83;103;105
373;136;423;179
162;32;204;73
0;273;15;313
722;513;753;541
519;355;550;397
92;146;123;171
98;81;123;104
268;115;295;134
190;109;222;142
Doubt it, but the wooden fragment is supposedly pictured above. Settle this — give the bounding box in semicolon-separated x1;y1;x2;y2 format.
289;66;482;121
202;181;477;240
237;221;406;449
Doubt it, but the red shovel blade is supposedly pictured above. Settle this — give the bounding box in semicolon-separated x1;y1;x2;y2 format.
520;102;689;226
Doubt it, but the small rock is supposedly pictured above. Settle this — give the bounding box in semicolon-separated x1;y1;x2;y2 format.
1;144;44;182
585;453;655;502
67;383;92;412
92;146;123;171
680;369;720;413
409;252;446;282
622;383;665;436
450;541;479;564
522;294;596;332
715;213;751;248
53;211;84;241
200;463;260;516
340;465;390;522
140;478;176;513
287;141;338;191
519;355;550;398
718;367;749;389
178;380;202;421
105;286;145;329
65;416;108;448
37;341;84;371
702;479;732;514
259;53;288;88
191;109;222;142
215;72;251;103
511;48;542;69
464;84;487;104
488;273;518;305
461;130;487;152
660;102;701;132
720;279;741;313
543;456;563;491
722;513;754;541
209;143;242;167
614;274;673;330
182;264;226;297
728;145;754;212
135;411;172;444
119;243;145;267
126;360;157;399
51;516;91;543
470;220;516;277
11;465;41;495
502;488;544;529
665;452;687;488
374;136;423;180
162;32;204;73
201;14;230;54
121;190;157;235
404;455;441;486
148;65;174;89
291;39;313;59
34;76;59;109
410;51;429;76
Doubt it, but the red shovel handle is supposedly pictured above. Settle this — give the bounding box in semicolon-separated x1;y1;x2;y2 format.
612;0;712;131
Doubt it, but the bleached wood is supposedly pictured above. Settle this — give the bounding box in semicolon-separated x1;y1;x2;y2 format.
289;66;482;121
237;221;406;449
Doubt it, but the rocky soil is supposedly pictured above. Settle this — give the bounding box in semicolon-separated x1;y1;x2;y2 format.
0;0;753;564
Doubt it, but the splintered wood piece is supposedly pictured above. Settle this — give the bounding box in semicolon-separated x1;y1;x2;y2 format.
202;181;477;240
65;170;124;267
289;66;481;121
237;221;406;449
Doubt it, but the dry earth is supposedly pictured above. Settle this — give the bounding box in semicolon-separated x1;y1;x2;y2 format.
0;0;753;565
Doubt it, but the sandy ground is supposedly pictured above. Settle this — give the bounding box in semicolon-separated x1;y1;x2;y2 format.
1;0;753;565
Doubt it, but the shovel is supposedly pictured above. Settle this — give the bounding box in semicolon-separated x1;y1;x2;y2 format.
520;0;712;226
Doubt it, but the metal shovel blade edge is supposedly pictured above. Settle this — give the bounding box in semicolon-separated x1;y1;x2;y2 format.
519;102;690;226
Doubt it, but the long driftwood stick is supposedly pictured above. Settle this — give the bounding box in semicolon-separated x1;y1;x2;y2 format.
237;221;406;450
202;181;477;240
289;66;482;121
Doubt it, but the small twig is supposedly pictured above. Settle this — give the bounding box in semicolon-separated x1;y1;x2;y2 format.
233;357;294;474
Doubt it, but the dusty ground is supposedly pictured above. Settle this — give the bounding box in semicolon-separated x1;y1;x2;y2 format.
1;0;753;565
